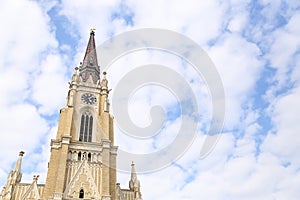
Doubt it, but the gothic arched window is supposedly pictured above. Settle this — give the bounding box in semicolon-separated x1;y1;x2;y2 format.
78;152;81;161
79;111;93;142
88;153;92;162
79;189;84;198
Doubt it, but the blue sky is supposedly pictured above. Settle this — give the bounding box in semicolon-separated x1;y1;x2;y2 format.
0;0;300;199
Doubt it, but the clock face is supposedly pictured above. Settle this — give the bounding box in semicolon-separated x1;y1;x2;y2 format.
81;93;97;105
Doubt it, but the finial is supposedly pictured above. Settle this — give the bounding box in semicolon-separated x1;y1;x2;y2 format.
90;28;96;35
19;151;25;157
103;71;107;75
33;175;39;181
131;161;134;166
73;67;79;76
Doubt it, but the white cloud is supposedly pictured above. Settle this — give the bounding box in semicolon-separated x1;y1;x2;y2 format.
262;85;300;166
0;0;62;187
266;12;300;89
0;0;57;71
0;104;48;169
227;0;250;33
208;33;262;129
31;54;68;115
125;0;229;45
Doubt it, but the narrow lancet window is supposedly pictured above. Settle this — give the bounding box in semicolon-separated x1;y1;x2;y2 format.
79;115;84;141
79;111;93;142
88;116;93;142
84;115;89;141
78;152;81;161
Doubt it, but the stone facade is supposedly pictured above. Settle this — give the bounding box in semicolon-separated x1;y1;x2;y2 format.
0;30;142;200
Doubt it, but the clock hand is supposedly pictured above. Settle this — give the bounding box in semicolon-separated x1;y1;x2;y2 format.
89;96;94;103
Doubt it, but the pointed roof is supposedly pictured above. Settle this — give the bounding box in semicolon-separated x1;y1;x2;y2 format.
79;29;100;83
20;175;41;200
83;29;98;66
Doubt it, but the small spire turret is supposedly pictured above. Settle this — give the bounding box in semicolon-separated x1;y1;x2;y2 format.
101;71;108;88
130;161;137;184
12;151;24;176
129;162;142;200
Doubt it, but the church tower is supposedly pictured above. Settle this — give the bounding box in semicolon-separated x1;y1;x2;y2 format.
42;29;118;200
0;30;143;200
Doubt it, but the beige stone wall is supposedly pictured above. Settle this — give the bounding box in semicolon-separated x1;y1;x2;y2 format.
41;77;119;200
43;107;73;199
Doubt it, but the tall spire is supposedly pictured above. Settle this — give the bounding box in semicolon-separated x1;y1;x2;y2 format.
79;28;100;83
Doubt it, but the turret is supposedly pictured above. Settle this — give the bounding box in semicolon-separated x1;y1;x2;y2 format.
11;151;24;180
